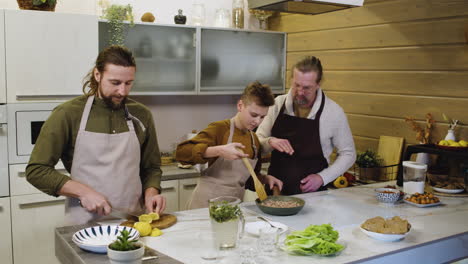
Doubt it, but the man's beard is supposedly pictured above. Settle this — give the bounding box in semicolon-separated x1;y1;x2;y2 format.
102;94;127;110
294;96;309;106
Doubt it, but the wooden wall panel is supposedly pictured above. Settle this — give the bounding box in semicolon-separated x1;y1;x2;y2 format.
288;17;468;51
286;70;468;98
270;0;468;153
270;0;468;33
348;114;468;145
287;45;468;70
326;91;468;121
353;136;379;152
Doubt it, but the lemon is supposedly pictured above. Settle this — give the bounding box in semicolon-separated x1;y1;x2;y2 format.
138;214;153;223
150;228;163;237
449;142;461;147
438;140;449;146
459;140;468;147
149;212;160;221
447;139;456;144
134;222;152;236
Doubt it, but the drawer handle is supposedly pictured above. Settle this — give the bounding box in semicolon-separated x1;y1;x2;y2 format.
19;197;66;207
162;187;176;192
17;168;68;177
182;184;197;189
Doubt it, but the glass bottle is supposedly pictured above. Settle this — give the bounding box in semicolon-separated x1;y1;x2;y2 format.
191;3;205;26
174;9;187;24
232;0;244;29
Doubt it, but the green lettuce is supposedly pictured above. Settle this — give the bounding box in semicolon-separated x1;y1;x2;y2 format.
284;224;344;255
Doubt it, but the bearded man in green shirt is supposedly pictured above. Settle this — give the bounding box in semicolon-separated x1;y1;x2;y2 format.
26;45;166;225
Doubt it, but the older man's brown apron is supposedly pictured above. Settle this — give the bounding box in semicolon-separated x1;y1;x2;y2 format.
65;95;145;225
268;91;328;195
187;118;258;209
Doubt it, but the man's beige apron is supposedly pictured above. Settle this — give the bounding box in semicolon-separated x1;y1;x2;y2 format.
187;118;258;209
65;95;145;225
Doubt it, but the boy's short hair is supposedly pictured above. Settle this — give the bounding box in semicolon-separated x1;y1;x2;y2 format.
241;81;275;107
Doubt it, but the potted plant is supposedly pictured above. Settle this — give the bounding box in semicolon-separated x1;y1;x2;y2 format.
102;4;134;46
356;149;383;182
17;0;57;11
108;229;144;264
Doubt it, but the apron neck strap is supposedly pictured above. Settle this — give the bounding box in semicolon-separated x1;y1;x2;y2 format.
79;95;95;131
228;118;258;157
79;95;142;132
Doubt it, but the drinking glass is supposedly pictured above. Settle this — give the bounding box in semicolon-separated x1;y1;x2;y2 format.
257;226;279;256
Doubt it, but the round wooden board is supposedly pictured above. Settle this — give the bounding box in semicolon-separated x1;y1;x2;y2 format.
120;213;177;229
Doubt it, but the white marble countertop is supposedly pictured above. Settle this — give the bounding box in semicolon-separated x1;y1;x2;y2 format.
141;181;468;264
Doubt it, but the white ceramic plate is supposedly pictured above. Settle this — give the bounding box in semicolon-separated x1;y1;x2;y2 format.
72;225;140;254
245;221;288;237
360;226;409;242
403;199;442;208
432;187;465;194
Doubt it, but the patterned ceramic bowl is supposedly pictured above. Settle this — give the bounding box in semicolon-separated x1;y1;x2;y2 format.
72;225;140;254
374;188;401;203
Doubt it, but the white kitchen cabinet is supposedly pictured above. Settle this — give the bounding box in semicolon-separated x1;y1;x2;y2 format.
5;10;98;103
178;177;198;211
0;197;13;264
0;10;5;104
160;179;179;213
11;193;66;264
9;162;69;196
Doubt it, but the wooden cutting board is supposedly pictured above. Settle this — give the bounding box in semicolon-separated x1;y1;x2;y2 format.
377;136;404;180
120;213;177;229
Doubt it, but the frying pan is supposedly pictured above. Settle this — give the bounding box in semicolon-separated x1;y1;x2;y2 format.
255;186;305;216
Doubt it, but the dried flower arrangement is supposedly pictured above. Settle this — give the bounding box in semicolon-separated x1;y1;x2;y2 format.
405;113;435;144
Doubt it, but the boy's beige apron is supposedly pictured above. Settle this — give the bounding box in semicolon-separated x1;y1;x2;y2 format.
65;95;144;225
187;118;258;209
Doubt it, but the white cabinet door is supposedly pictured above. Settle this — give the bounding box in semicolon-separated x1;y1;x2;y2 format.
178;178;198;211
0;197;13;264
0;10;5;104
5;10;98;103
11;193;66;264
160;180;179;213
9;162;69;196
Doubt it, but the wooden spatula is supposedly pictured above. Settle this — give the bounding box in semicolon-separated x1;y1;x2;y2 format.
237;149;268;201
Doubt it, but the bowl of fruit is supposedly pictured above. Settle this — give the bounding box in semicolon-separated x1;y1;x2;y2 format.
436;139;468;151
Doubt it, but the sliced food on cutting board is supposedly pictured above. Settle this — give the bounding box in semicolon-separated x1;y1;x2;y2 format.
120;213;177;237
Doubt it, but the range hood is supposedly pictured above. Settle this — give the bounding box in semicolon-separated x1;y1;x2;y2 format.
248;0;364;15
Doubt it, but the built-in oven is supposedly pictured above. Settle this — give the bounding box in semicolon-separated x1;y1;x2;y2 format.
7;103;60;164
0;105;8;197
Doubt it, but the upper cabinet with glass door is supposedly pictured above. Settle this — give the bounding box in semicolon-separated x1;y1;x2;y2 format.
99;22;197;95
0;10;6;104
199;28;286;94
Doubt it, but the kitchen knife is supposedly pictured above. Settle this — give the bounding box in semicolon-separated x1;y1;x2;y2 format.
109;208;139;220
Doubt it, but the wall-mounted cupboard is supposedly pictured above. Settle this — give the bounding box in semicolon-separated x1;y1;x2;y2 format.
99;22;286;95
0;11;5;104
4;10;98;103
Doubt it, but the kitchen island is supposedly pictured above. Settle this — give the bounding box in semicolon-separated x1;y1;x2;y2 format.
55;182;468;264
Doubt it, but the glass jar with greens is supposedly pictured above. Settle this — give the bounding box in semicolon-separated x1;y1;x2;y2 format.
209;196;244;249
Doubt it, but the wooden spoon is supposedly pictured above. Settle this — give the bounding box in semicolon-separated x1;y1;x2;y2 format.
238;149;268;201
